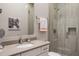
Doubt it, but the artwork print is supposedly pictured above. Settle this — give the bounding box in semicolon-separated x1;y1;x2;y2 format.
8;17;20;31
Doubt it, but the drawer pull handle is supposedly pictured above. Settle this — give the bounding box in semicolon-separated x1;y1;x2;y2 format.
43;48;48;50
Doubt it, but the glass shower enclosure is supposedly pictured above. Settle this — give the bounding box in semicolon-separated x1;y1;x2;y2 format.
48;3;79;56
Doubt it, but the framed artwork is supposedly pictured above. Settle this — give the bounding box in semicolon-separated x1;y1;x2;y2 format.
8;17;20;31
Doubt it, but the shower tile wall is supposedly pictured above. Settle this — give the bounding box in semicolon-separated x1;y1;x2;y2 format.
57;4;79;55
49;3;79;55
48;4;58;51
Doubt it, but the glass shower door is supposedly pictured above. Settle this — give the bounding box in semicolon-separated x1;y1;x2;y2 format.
57;3;79;56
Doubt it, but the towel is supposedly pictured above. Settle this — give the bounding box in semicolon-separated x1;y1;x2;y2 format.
39;17;48;31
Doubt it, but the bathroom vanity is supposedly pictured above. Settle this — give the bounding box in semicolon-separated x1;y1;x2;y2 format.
0;39;49;56
13;44;49;56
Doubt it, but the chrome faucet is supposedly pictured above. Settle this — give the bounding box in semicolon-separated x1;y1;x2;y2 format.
18;37;22;44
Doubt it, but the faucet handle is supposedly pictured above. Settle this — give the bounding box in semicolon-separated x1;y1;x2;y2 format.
28;39;30;42
27;39;31;43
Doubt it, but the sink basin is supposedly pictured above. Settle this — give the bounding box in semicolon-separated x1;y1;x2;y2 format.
17;43;34;48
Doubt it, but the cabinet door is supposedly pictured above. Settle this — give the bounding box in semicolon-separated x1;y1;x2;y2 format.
38;45;49;56
21;47;42;56
42;45;49;53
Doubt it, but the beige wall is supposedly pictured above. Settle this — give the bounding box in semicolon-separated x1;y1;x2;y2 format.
0;3;49;42
34;3;49;41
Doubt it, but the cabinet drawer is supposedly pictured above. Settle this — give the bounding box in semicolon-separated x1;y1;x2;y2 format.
39;52;48;56
42;45;49;53
21;47;42;56
11;54;21;56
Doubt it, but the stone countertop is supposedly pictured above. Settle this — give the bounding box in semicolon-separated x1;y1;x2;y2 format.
0;40;50;56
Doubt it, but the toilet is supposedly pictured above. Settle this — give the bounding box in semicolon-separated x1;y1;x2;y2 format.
48;52;61;56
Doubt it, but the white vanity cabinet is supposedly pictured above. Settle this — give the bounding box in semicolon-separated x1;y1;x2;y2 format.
21;45;49;56
21;47;42;56
38;45;49;56
0;40;49;56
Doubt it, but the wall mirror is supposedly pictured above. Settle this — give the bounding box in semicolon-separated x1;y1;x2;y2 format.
0;3;35;37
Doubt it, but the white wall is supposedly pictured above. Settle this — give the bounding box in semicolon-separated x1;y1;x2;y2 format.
0;3;28;37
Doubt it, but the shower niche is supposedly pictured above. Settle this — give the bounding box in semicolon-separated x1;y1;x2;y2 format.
67;27;76;35
65;27;77;55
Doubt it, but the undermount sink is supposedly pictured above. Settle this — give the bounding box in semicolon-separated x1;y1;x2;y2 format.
17;43;34;48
